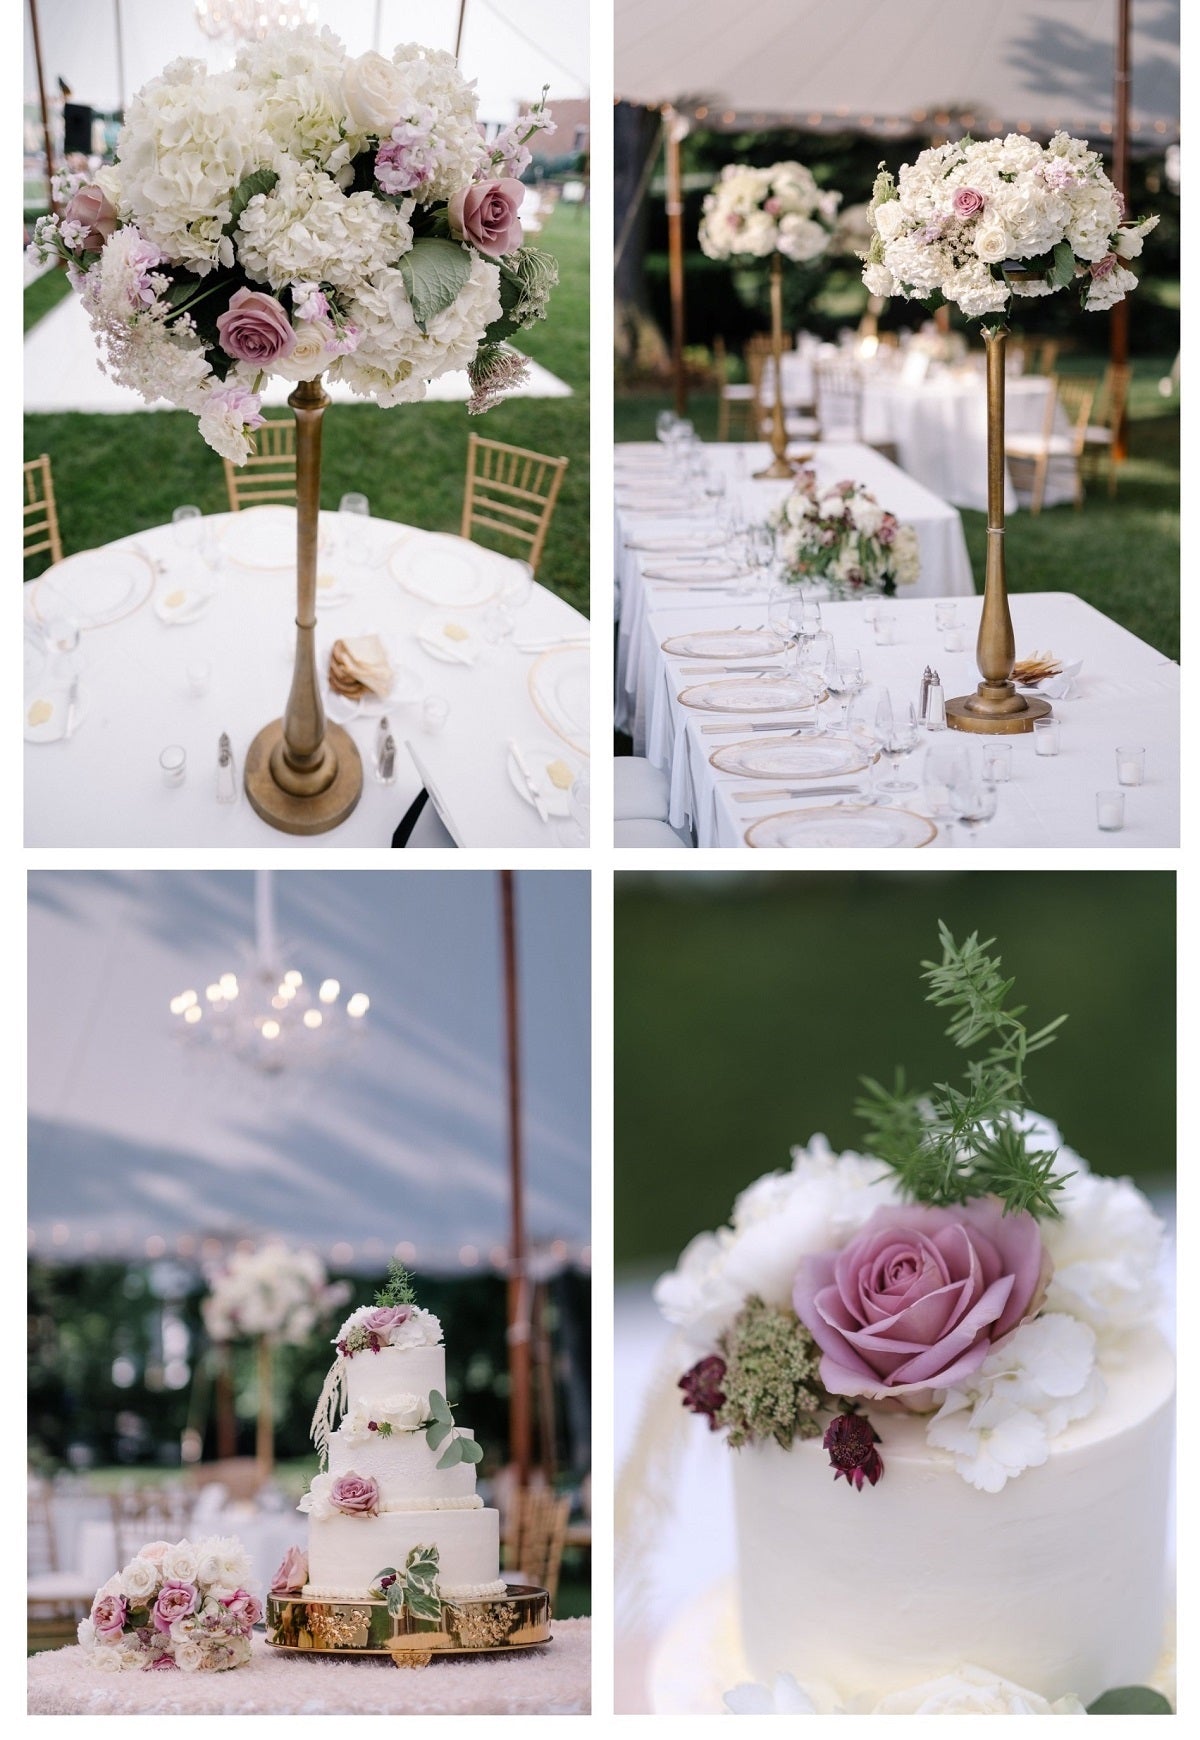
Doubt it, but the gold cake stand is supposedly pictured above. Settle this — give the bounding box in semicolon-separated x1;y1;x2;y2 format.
265;1585;552;1670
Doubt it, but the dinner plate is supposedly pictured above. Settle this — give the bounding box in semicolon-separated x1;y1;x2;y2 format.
506;738;575;817
677;675;826;714
662;629;785;660
528;643;589;755
391;536;499;607
710;734;874;781
24;683;90;744
745;805;936;848
416;612;481;665
643;560;748;585
31;545;156;630
154;584;213;625
219;505;329;571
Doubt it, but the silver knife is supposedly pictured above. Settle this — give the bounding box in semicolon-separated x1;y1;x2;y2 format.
700;719;820;735
64;676;80;740
732;784;864;802
677;663;779;675
508;737;549;824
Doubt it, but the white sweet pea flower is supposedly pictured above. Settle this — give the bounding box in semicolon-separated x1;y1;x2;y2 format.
873;1664;1086;1714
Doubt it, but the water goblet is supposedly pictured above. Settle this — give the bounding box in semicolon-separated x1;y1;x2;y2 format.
422;695;450;734
948;773;999;843
501;560;535;616
877;696;920;794
825;645;864;728
338;492;370;516
172;504;202;554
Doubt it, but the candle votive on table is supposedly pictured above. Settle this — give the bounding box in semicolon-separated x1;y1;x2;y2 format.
1033;718;1061;757
1097;790;1125;832
942;626;965;653
422;695;450;734
934;602;957;631
873;613;896;647
159;745;186;787
982;742;1012;782
186;659;212;697
1116;746;1145;786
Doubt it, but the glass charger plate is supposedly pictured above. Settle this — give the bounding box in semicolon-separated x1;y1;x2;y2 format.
711;734;873;780
643;561;747;585
219;505;311;570
662;628;784;659
31;545;156;630
745;805;936;848
390;537;499;607
678;675;825;714
528;643;589;755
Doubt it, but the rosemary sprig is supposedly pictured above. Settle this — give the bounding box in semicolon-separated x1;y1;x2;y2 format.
855;922;1071;1218
375;1258;417;1309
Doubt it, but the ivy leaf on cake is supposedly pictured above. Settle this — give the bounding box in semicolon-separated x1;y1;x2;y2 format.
658;924;1165;1493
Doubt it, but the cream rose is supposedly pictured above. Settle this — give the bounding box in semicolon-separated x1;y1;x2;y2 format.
972;217;1011;264
159;1543;199;1584
270;320;335;382
120;1557;160;1603
343;51;408;134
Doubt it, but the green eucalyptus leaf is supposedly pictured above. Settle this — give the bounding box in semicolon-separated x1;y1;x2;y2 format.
426;1418;452;1450
436;1436;465;1469
459;1437;484;1463
428;1389;453;1424
398;237;471;333
1086;1687;1172;1715
226;169;279;235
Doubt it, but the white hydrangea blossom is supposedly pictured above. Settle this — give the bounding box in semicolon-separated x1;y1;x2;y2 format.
872;1665;1086;1714
926;1313;1106;1492
333;251;501;406
232;25;357;169
234;160;414;292
1041;1169;1164;1339
203;1241;349;1344
699;161;840;263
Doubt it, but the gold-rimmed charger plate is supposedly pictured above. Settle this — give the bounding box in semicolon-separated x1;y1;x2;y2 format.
711;734;874;781
390;535;500;607
31;544;157;630
678;674;825;714
528;642;589;756
745;805;936;848
662;628;783;660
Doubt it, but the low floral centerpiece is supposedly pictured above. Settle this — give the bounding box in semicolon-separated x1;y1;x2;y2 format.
769;470;920;598
860;133;1155;735
651;924;1172;1715
79;1536;261;1674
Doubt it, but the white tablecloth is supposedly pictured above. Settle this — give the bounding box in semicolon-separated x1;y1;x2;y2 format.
24;508;589;847
616;441;975;737
636;591;1178;847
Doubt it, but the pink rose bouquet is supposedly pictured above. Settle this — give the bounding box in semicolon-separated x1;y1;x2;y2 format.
78;1535;257;1674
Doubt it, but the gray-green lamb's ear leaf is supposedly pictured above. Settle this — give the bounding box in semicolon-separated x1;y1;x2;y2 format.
428;1389;453;1424
398;236;472;332
1046;239;1078;290
425;1418;452;1450
436;1437;465;1469
1086;1687;1172;1715
458;1437;483;1463
225;169;279;234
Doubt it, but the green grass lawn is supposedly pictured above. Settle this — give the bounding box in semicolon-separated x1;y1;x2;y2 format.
24;203;590;615
615;357;1179;657
23;264;72;333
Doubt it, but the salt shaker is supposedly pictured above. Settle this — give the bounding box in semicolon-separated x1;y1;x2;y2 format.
377;733;397;786
925;671;946;731
375;715;391;769
918;665;933;722
216;732;237;803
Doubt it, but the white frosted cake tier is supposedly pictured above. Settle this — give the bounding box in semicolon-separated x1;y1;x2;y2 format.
343;1344;446;1411
327;1424;480;1505
732;1329;1174;1707
305;1504;502;1600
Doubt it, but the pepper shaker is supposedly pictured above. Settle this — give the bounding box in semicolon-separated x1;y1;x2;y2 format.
377;733;397;786
216;732;238;803
925;671;946;732
918;665;933;722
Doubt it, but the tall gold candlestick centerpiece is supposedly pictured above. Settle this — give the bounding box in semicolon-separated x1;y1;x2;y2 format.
755;252;796;480
244;376;363;832
945;326;1052;736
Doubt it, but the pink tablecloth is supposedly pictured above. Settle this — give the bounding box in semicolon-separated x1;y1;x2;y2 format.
28;1620;590;1715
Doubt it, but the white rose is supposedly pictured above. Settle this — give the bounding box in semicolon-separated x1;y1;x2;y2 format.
174;1640;206;1673
1041;1170;1163;1337
159;1542;199;1584
874;200;905;243
270;322;333;383
342;50;408;134
383;1392;430;1430
194;1534;253;1591
119;1557;160;1603
972;217;1011;264
873;1665;1086;1714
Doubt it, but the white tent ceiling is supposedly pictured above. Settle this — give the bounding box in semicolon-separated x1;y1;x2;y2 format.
25;0;589;125
616;0;1179;143
28;871;590;1273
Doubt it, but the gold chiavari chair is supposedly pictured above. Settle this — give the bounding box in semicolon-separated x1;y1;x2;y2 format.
27;1477;96;1650
502;1487;572;1606
1079;362;1133;497
24;454;63;569
223;414;297;511
109;1484;197;1568
461;434;568;575
1004;375;1096;513
714;335;758;441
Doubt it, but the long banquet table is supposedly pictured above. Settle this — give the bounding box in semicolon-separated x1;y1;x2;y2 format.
615;440;974;737
636;591;1178;848
24;507;589;847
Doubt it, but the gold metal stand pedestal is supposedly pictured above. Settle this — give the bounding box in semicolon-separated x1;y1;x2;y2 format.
244;375;364;832
754;252;796;480
946;325;1051;736
264;1585;552;1667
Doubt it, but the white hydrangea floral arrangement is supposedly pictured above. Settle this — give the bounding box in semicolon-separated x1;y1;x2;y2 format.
699;161;841;264
202;1241;350;1345
28;26;558;462
862;131;1157;320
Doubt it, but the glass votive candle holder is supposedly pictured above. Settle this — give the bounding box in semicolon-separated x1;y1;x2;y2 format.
934;602;957;631
942;627;965;653
1097;790;1125;832
186;659;212;697
873;613;896;647
1033;718;1061;757
1116;745;1145;786
982;742;1012;783
159;745;186;787
422;695;450;734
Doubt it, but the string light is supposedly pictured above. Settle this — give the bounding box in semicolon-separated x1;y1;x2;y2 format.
194;2;316;44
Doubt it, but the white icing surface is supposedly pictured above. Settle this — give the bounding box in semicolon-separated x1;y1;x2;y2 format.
344;1344;446;1411
328;1423;479;1503
307;1505;500;1598
733;1329;1175;1706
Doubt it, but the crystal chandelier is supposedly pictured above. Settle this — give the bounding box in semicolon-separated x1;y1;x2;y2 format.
169;871;369;1074
195;2;318;44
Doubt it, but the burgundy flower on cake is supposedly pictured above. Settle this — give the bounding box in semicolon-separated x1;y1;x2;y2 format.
793;1199;1049;1406
270;1545;309;1593
823;1413;884;1490
330;1472;380;1515
152;1581;198;1633
679;1354;728;1429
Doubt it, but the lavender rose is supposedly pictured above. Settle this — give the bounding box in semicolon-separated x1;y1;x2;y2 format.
952;187;986;219
152;1581;198;1634
64;183;118;252
361;1304;412;1333
270;1546;308;1594
90;1591;127;1637
215;288;297;366
447;179;525;257
329;1472;380;1515
221;1589;264;1632
793;1199;1049;1407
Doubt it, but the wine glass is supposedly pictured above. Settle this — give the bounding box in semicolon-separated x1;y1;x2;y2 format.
767;590;797;652
655;409;678;446
746;524;775;592
824;645;865;728
948;773;999;844
789;596;823;671
701;468;728;519
877;695;921;794
501;559;535;617
923;740;970;842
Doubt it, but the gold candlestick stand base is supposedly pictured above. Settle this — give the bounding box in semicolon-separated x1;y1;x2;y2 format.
946;320;1051;737
243;375;363;833
754;251;797;480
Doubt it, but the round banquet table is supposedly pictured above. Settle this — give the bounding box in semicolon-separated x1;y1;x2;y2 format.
28;1621;590;1714
23;507;589;847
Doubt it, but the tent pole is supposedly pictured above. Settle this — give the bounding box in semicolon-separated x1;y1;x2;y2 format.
28;0;57;217
454;0;467;61
1110;0;1131;460
500;872;532;1493
664;107;688;416
113;0;126;116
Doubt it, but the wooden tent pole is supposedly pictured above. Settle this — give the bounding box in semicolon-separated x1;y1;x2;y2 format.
500;872;532;1492
1110;0;1131;460
664;107;688;416
28;0;57;216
